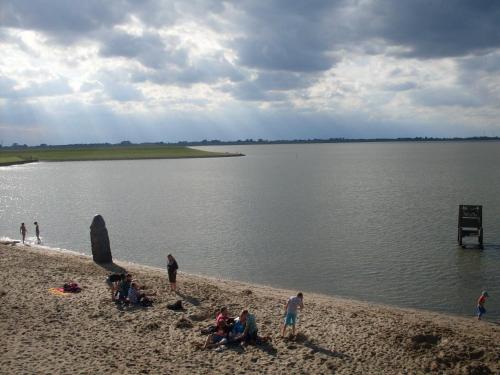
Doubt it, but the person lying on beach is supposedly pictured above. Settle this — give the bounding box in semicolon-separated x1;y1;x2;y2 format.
127;281;154;307
106;273;125;301
281;292;304;338
477;291;489;320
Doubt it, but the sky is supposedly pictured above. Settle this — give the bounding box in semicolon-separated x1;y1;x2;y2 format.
1;0;500;145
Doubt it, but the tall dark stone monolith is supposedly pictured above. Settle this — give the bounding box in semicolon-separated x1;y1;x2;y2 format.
90;214;113;263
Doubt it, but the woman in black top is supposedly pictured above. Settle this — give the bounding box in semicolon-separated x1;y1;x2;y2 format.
167;254;179;292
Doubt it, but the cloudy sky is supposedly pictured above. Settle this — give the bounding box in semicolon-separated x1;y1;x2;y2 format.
1;0;500;145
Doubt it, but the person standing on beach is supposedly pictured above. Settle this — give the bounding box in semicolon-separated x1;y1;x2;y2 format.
34;222;40;244
281;292;304;338
476;291;489;320
167;254;179;292
20;223;27;244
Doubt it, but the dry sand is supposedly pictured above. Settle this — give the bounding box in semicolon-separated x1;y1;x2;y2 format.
0;243;498;374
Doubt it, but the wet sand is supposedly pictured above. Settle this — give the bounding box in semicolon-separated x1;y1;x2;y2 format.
0;243;498;374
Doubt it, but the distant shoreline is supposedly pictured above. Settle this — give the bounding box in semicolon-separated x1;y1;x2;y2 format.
0;159;38;167
2;136;500;150
0;153;243;166
0;145;244;167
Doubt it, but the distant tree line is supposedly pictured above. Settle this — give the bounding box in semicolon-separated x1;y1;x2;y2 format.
1;136;500;150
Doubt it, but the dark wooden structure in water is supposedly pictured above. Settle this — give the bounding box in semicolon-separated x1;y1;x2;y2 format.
457;205;483;246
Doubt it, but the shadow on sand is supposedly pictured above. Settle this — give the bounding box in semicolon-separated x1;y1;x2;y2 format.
222;340;277;356
176;291;201;306
292;333;349;360
96;262;127;274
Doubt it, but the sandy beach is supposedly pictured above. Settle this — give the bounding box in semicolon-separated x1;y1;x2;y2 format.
0;243;498;374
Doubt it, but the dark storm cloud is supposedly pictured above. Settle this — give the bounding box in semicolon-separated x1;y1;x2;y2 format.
229;0;339;72
354;0;500;59
131;54;244;86
0;0;223;44
3;0;500;63
0;0;130;43
2;0;500;141
99;31;188;69
219;70;316;101
230;0;500;71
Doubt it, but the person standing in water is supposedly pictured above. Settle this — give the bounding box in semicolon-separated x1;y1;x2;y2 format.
477;291;489;320
34;221;41;244
20;223;27;244
167;254;179;292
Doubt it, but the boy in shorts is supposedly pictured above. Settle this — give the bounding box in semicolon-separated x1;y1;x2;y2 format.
281;292;304;337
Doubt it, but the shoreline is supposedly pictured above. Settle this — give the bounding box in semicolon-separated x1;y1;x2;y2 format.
1;243;498;374
0;153;244;167
0;240;477;322
1;239;491;323
0;159;38;167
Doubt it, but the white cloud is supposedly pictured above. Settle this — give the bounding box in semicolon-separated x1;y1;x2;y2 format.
1;0;500;144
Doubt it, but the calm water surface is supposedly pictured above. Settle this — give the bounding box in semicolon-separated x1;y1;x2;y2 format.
1;142;499;320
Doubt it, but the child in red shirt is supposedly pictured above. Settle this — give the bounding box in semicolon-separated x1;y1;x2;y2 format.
476;291;489;320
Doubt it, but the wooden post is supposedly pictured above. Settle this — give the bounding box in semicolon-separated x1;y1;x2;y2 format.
457;205;483;247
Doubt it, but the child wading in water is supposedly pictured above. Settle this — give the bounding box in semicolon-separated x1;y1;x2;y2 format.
476;291;489;320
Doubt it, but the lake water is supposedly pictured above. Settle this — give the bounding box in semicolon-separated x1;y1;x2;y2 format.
1;142;499;320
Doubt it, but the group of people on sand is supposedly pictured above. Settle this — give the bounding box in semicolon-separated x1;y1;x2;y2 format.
19;221;41;244
105;254;178;307
203;306;272;350
104;250;489;330
203;292;305;351
106;273;156;307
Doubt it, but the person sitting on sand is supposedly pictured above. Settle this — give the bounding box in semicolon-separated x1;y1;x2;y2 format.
228;313;245;342
203;307;234;349
233;309;272;346
20;223;27;244
281;292;304;338
477;291;489;320
118;274;132;301
106;273;125;301
127;281;154;307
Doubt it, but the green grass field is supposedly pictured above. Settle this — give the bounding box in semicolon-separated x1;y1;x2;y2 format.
0;145;242;166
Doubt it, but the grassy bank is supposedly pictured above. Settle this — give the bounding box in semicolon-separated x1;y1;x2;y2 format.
0;145;243;166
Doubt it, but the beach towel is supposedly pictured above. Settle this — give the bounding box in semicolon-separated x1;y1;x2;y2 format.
48;288;70;296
